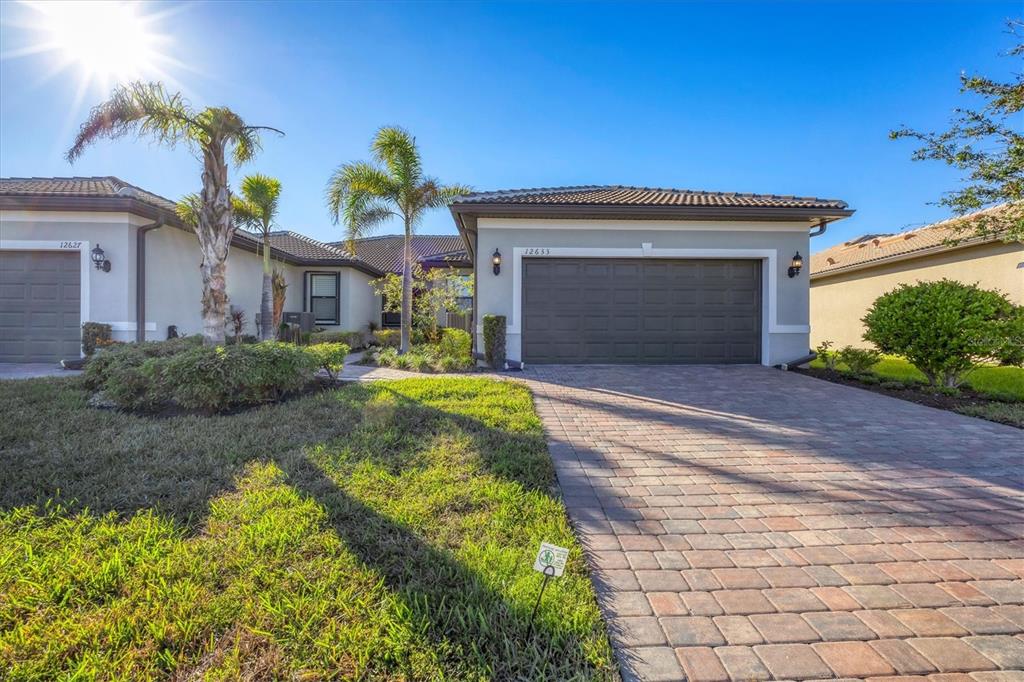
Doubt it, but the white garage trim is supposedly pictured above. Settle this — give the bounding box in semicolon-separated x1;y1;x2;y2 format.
477;245;808;367
0;240;91;353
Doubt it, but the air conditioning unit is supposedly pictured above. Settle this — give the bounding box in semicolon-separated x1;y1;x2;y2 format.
282;312;315;332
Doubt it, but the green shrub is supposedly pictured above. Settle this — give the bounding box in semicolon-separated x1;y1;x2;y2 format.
393;354;414;370
408;353;432;373
374;329;401;349
374;347;399;367
305;342;350;380
482;315;506;369
84;336;202;390
81;322;112;356
879;380;907;390
814;340;837;370
994;306;1024;366
863;279;1018;387
837;346;882;375
438;356;460;373
439;328;472;360
310;330;365;349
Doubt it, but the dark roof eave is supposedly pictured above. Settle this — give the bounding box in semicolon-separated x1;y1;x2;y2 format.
450;202;854;224
0;194;383;275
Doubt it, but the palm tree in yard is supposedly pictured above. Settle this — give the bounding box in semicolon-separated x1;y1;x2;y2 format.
66;81;282;345
232;174;283;340
326;126;470;353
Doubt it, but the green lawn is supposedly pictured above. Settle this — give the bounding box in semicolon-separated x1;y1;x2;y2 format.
811;355;1024;400
0;377;614;680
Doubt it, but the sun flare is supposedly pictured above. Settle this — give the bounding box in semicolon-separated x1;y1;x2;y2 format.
6;1;180;95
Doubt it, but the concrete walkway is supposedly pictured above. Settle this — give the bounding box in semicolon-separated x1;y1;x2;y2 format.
523;365;1024;681
0;363;81;380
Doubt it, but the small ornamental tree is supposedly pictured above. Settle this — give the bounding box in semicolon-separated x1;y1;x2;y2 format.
370;265;468;341
862;279;1019;387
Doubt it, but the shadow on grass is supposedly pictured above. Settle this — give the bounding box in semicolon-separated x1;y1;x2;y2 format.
0;377;617;680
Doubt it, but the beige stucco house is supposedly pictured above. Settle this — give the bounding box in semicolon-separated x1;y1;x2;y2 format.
810;205;1024;349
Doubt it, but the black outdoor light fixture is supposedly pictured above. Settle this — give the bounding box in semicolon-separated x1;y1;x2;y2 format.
492;248;502;275
788;251;803;278
91;244;111;272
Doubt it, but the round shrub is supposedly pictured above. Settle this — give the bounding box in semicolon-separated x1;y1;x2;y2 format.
836;346;881;375
862;279;1019;387
305;342;350;380
439;328;472;361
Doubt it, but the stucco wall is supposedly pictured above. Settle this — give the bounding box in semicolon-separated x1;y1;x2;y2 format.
1;210;382;341
473;217;813;366
1;210;137;340
810;241;1024;349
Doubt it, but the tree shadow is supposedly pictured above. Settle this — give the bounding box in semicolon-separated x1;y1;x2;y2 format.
0;377;621;679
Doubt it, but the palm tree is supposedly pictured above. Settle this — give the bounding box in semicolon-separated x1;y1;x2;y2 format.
326;126;470;353
232;174;283;340
66;81;282;346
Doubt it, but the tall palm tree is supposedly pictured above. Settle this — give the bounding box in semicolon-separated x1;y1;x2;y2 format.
326;126;470;353
232;174;283;340
66;81;282;346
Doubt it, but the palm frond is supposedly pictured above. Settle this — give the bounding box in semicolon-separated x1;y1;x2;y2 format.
325;161;399;224
238;173;282;233
418;178;474;210
343;197;396;251
66;81;195;162
371;126;422;192
175;193;202;229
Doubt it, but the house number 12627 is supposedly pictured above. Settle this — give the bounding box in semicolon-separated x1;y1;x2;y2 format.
523;248;551;256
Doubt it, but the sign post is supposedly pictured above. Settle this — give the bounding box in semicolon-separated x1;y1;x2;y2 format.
528;541;569;638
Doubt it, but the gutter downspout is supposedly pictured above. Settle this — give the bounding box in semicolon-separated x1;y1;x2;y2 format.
136;218;166;342
809;220;827;238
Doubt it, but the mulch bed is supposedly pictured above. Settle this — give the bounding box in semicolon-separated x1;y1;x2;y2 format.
793;367;1020;426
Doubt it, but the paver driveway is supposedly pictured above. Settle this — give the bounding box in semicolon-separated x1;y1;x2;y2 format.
524;365;1024;681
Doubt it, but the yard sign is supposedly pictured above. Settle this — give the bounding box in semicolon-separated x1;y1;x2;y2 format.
533;541;569;577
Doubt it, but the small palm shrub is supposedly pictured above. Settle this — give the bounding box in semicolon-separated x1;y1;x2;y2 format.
837;346;882;375
863;279;1020;387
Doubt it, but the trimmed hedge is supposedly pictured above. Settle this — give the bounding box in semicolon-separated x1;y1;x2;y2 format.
86;338;349;413
482;315;506;369
373;329;401;349
310;330;365;350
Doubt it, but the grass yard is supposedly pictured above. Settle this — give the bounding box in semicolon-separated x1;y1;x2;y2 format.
0;377;614;680
810;355;1024;401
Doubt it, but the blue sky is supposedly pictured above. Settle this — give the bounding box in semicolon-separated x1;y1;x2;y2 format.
0;1;1017;251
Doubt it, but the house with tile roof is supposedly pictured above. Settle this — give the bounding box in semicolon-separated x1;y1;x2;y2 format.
810;205;1023;349
1;177;856;366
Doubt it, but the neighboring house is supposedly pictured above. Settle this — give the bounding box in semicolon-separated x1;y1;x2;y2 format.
449;185;853;366
0;176;383;362
333;234;472;329
810;205;1024;349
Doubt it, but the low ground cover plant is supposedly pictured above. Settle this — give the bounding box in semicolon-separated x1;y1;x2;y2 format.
369;328;473;373
85;338;349;413
0;377;613;679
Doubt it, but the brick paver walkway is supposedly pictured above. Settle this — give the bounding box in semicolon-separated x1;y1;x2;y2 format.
524;365;1024;681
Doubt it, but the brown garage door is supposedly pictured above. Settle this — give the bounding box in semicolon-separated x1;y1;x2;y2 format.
0;251;82;362
522;258;761;364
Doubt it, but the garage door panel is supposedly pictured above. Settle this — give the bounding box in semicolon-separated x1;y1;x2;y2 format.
523;258;760;364
0;251;81;362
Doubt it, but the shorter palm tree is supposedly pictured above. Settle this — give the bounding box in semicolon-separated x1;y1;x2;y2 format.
326;126;470;353
232;174;283;340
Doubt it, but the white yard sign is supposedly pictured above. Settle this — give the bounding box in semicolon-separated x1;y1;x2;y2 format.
533;541;569;577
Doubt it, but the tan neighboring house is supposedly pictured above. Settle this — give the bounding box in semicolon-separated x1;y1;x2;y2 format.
810;205;1024;349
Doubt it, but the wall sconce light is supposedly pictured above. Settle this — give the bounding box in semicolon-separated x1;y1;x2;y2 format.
492;248;502;275
788;251;803;278
91;244;111;272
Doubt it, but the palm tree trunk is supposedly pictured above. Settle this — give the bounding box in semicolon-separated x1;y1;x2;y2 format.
259;237;273;340
401;220;413;354
196;143;234;346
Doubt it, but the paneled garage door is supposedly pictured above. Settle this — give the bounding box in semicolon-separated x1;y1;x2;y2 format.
522;258;761;364
0;251;82;362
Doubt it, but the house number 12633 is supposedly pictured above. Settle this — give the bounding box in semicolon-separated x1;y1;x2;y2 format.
523;248;551;256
